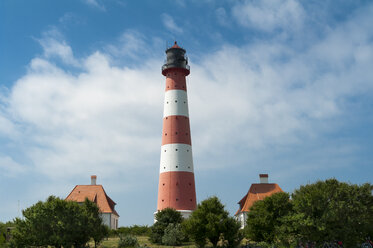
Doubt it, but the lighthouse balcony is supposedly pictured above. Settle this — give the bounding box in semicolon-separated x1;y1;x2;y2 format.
162;63;190;71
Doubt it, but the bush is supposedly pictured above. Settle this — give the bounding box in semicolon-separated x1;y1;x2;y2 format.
150;208;183;244
162;223;185;246
118;234;139;248
183;196;240;248
116;225;151;237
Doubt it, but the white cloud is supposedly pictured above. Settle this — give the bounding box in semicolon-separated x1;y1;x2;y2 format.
0;156;26;176
161;13;183;34
232;0;305;32
105;30;148;59
215;7;230;27
1;3;373;187
8;52;163;179
37;28;79;66
82;0;105;11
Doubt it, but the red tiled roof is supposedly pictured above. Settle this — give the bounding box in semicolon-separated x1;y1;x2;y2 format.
235;183;283;215
66;185;119;216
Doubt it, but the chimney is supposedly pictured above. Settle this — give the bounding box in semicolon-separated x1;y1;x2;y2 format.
91;175;97;185
259;174;269;184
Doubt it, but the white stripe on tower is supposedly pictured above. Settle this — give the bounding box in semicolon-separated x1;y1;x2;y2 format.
163;90;189;117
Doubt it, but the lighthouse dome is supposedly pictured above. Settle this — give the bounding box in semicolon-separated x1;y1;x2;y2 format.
162;41;190;76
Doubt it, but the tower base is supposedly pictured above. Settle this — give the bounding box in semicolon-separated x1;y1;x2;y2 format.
153;209;193;223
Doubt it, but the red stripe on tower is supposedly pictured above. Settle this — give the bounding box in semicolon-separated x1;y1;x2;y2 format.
156;42;196;219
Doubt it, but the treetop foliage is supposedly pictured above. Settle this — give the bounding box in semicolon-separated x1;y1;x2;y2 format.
149;208;183;244
183;196;242;248
245;179;373;247
10;195;108;248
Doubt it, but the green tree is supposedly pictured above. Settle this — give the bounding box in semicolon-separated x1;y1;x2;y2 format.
245;192;293;246
149;208;183;244
0;221;14;246
221;217;243;248
162;223;185;246
183;196;241;248
10;195;108;248
292;179;373;247
84;199;109;248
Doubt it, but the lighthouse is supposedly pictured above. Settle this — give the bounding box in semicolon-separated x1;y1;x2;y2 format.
156;42;197;219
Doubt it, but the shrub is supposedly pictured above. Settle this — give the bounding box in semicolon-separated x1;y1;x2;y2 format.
162;223;185;246
116;225;151;237
150;208;183;244
118;234;139;248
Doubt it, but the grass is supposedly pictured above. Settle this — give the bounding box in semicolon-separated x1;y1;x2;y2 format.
89;236;197;248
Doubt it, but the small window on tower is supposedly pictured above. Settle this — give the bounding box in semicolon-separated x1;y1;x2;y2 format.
176;166;178;168
175;149;178;151
163;183;165;186
164;167;166;169
175;100;177;103
166;101;169;104
176;198;179;201
162;199;164;202
164;150;167;152
187;150;189;152
186;133;188;135
190;199;193;201
175;132;178;135
165;133;167;136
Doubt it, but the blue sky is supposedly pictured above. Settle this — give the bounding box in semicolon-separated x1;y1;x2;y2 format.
1;0;373;225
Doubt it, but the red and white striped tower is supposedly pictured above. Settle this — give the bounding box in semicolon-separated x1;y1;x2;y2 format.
156;42;196;219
